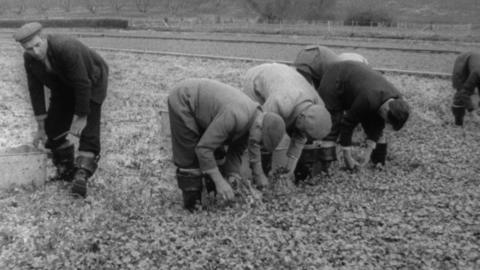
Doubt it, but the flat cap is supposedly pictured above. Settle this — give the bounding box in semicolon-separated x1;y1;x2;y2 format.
13;22;42;43
302;104;332;140
262;112;286;152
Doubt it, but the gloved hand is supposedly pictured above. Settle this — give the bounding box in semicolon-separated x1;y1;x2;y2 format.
204;167;234;200
70;115;88;137
32;128;47;148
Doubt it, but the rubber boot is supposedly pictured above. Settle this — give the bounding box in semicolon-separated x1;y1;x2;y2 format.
71;156;98;197
317;146;337;175
51;144;75;181
176;169;204;212
370;143;387;165
451;106;466;126
294;145;318;183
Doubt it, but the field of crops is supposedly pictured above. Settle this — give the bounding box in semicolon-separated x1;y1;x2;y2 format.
1;42;480;269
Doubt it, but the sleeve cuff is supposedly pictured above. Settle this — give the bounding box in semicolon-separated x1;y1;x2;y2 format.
34;114;47;121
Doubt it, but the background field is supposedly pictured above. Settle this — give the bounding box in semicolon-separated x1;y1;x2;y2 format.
1;43;480;268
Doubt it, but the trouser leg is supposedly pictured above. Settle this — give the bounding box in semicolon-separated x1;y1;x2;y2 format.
44;94;76;181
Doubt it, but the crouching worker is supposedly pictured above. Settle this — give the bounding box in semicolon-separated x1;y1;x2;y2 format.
451;52;480;126
318;61;410;170
14;22;109;197
168;78;286;212
243;63;331;183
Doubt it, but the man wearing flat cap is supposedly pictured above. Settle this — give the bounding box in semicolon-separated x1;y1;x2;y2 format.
14;22;109;197
318;61;410;170
243;63;332;184
451;51;480;126
168;78;285;211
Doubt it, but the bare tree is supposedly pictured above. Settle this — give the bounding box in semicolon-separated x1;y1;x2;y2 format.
33;0;51;15
110;0;125;13
0;0;10;15
135;0;151;13
11;0;26;15
303;0;337;21
163;0;185;15
245;0;292;23
58;0;72;12
85;0;100;14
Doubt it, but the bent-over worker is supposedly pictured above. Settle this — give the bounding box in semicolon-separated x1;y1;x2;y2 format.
168;78;285;211
318;61;410;170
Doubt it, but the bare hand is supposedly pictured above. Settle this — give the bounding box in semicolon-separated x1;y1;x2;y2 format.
70;115;87;137
342;146;360;170
214;177;235;200
254;172;269;190
344;156;360;170
32;128;47;148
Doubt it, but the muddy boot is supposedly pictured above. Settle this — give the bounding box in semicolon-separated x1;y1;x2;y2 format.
318;146;337;175
176;169;204;212
370;143;387;165
51;144;75;182
71;156;98;198
294;145;318;183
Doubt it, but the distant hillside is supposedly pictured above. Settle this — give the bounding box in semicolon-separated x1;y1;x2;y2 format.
3;0;479;25
179;0;480;24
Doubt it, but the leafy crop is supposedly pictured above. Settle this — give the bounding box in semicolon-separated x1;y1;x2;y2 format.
0;50;479;269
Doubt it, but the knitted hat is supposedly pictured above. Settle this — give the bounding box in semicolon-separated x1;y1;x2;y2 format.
387;99;410;131
13;22;42;43
338;53;369;65
293;45;339;80
302;104;332;140
262;112;286;152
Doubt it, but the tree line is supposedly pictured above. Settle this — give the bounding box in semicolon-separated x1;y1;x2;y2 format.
0;0;338;21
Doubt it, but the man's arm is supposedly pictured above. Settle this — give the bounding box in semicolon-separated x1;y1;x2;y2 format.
285;131;307;173
195;113;236;200
59;41;92;116
24;59;46;116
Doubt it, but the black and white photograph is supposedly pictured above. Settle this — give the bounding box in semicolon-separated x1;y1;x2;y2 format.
0;0;479;269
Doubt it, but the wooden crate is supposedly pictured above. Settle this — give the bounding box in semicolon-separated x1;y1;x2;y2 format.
0;145;47;189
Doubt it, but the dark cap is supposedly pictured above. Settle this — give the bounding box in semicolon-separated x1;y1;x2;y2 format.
13;22;42;43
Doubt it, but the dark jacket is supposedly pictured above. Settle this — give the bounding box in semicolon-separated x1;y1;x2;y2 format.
24;34;109;116
452;52;480;109
294;45;340;89
318;61;401;146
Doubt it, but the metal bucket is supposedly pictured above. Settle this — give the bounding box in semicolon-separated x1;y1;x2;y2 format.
0;145;47;189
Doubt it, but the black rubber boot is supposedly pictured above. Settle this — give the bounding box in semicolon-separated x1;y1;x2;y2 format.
176;169;204;212
317;146;337;174
451;106;466;126
51;144;75;182
294;145;318;183
370;143;387;165
71;156;98;198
